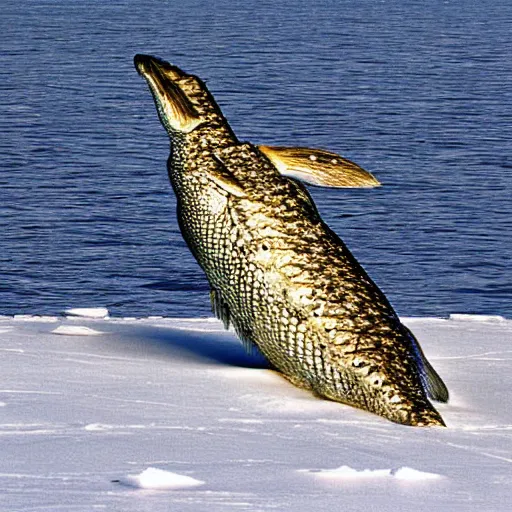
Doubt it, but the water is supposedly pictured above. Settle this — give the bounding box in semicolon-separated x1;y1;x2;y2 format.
1;0;511;319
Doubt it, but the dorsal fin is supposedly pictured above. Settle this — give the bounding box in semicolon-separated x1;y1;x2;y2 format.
258;145;380;188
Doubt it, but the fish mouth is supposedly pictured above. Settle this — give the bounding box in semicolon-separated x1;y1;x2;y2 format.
134;54;186;81
134;54;203;134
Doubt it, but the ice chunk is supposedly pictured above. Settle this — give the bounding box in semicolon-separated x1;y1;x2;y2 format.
302;465;443;482
12;315;59;323
393;467;442;481
64;307;109;319
449;314;506;323
116;467;205;490
52;325;103;336
315;465;391;479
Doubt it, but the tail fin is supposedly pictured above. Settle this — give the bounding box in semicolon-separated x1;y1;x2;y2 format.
403;325;449;403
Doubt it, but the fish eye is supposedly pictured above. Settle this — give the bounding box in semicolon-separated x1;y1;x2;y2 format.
372;376;383;387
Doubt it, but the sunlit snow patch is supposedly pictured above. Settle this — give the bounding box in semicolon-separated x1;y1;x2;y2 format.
51;325;103;336
64;307;109;319
11;315;59;323
393;467;442;481
301;465;442;482
116;467;205;490
449;314;506;323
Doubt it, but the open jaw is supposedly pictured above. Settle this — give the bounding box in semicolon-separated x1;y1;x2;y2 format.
134;54;203;133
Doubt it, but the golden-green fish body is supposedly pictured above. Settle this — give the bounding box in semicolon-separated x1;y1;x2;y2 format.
134;54;448;426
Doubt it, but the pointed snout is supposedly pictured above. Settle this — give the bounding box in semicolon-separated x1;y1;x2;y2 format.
134;54;188;81
134;54;203;134
133;53;153;74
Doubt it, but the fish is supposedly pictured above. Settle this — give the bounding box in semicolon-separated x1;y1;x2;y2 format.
134;54;449;427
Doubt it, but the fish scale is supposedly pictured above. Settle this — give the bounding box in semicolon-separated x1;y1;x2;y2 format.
134;54;449;426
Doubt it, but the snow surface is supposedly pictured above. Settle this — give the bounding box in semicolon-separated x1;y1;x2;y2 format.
300;465;443;481
51;325;103;336
1;313;511;511
117;467;205;490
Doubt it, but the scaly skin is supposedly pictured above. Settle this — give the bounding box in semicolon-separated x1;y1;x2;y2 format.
135;55;447;426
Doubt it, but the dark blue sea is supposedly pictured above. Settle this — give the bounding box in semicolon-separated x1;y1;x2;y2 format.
1;0;511;319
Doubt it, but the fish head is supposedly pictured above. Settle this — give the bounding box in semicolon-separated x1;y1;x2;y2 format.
134;54;233;139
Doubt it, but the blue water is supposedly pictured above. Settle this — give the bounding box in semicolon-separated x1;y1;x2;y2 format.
1;0;511;319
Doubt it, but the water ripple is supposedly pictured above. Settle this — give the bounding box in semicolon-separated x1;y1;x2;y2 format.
1;0;511;318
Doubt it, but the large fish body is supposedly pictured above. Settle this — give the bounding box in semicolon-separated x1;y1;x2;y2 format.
134;55;448;426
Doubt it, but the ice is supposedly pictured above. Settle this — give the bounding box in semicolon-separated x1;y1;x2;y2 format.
301;465;442;481
64;307;110;319
449;314;507;323
304;465;393;479
0;314;511;511
392;467;442;481
116;467;205;490
51;325;103;336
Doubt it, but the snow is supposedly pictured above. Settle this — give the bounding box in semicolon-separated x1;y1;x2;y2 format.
52;325;103;336
300;465;443;481
116;467;205;490
448;314;507;323
392;466;443;481
64;307;110;319
1;313;511;511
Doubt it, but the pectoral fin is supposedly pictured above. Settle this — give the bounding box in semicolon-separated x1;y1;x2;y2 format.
208;154;248;198
210;288;230;329
210;288;263;357
258;145;380;188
